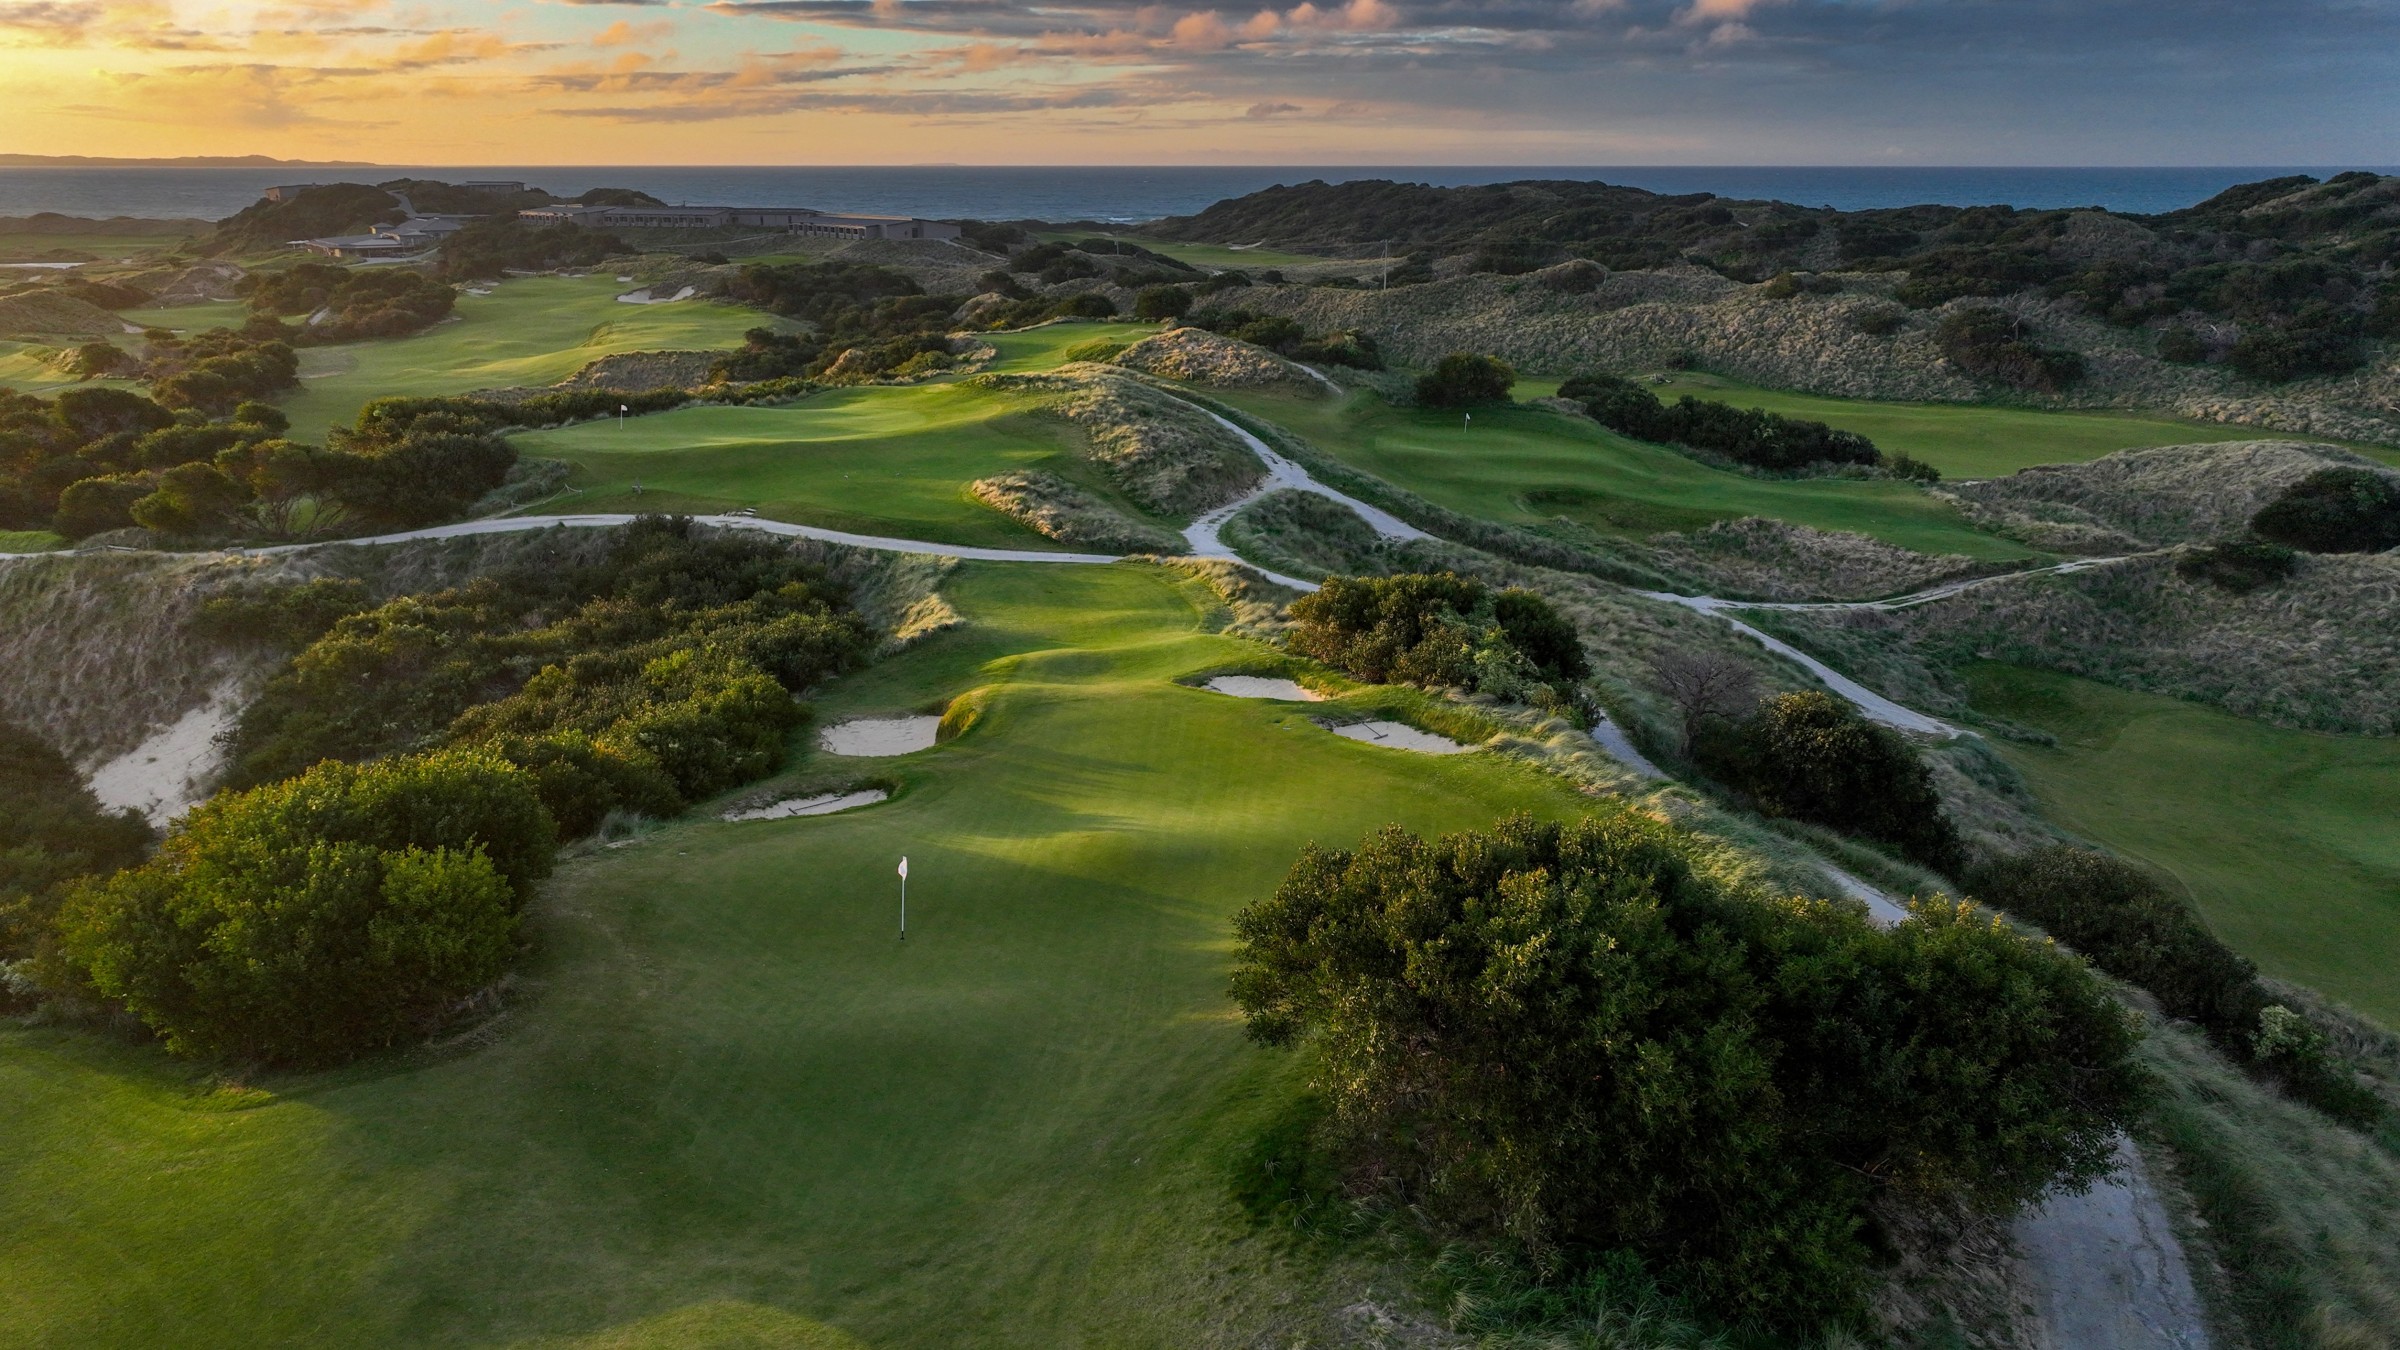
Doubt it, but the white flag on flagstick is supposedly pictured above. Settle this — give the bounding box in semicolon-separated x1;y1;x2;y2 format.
897;856;909;879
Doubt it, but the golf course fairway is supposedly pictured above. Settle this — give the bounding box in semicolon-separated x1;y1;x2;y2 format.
1968;662;2400;1026
1644;373;2315;478
1222;387;2041;561
0;560;1607;1348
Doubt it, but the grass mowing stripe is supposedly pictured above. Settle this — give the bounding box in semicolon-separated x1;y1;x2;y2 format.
0;560;1604;1348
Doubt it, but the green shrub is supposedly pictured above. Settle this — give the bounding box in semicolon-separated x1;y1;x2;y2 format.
1230;813;2141;1325
0;723;152;977
1935;307;2086;392
2158;325;2209;364
1287;572;1585;696
1132;284;1192;321
2174;539;2299;593
1414;352;1516;407
52;474;151;539
2250;467;2400;553
1058;337;1128;364
1558;372;1881;472
1965;846;2383;1127
56;749;554;1063
1693;691;1963;871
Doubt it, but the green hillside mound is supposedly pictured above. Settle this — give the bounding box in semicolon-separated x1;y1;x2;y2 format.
1941;440;2395;550
1648;516;1991;602
1111;326;1325;393
0;290;128;339
975;365;1264;515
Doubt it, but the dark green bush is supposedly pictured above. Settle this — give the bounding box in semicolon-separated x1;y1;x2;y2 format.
2174;539;2299;593
2158;325;2209;364
1693;691;1963;871
1414;352;1516;407
1132;285;1192;321
220;518;873;826
2250;467;2400;553
57;749;553;1064
0;723;152;978
1935;307;2085;392
1558;373;1881;472
1231;813;2140;1324
1965;846;2383;1127
1287;572;1584;696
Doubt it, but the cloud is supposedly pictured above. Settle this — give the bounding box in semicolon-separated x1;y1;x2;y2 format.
1244;99;1299;115
593;18;675;44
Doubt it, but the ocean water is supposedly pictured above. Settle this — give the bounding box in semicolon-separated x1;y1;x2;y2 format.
0;164;2387;225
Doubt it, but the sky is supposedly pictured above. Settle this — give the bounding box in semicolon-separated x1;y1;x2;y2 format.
0;0;2393;165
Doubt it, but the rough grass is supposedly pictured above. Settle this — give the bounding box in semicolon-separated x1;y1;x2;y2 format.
1645;517;1993;602
1218;489;1387;581
1214;271;2400;447
1938;441;2397;551
974;364;1264;516
968;469;1184;553
1893;551;2400;735
0;289;127;339
0;529;64;553
2140;1012;2400;1348
1963;661;2400;1029
1112;326;1326;393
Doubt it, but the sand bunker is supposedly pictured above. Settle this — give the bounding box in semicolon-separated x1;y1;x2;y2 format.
1202;675;1324;702
724;789;890;822
820;715;942;757
1322;720;1470;754
86;682;241;826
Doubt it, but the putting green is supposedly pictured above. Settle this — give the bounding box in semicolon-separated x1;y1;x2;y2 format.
1645;373;2394;477
1220;388;2041;561
1968;662;2400;1027
0;560;1605;1347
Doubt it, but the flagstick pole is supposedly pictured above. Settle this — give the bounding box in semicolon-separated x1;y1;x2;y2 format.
900;872;907;941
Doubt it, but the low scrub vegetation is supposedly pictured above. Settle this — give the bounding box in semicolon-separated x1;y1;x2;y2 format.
1686;689;1963;872
975;366;1263;515
967;469;1181;553
438;218;632;281
218;517;874;835
55;749;553;1064
1181;305;1385;369
1558;372;1884;473
1287;571;1588;703
1934;307;2086;393
238;261;456;342
0;722;152;1004
2249;465;2400;553
1968;845;2385;1127
2173;539;2298;593
1413;352;1515;407
1230;812;2142;1326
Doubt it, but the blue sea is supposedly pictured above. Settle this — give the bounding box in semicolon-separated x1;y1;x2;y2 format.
0;165;2387;225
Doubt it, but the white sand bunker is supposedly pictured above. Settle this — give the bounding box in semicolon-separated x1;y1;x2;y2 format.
1322;720;1471;754
87;682;242;826
820;715;942;757
724;789;889;822
1203;675;1325;702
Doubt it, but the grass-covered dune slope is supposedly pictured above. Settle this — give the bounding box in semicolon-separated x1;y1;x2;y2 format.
1969;663;2400;1028
0;562;1616;1348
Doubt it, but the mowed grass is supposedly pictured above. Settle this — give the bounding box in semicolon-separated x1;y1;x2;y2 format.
272;277;774;440
0;561;1604;1348
1967;662;2400;1027
1648;372;2400;476
0;528;64;552
510;321;1165;546
1220;388;2040;561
